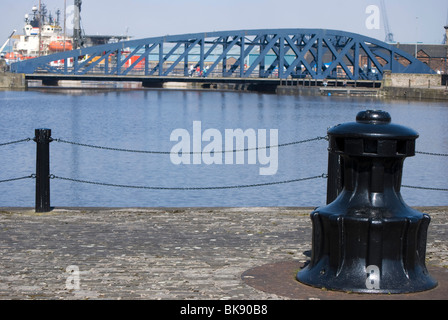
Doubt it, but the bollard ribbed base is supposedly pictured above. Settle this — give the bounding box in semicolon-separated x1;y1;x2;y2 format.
297;209;438;294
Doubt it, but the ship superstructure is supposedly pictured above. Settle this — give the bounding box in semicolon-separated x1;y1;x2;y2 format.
2;1;129;65
12;4;72;61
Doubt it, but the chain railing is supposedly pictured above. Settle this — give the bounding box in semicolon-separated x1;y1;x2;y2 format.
49;174;328;191
0;137;31;147
416;150;448;157
52;136;328;154
0;131;447;212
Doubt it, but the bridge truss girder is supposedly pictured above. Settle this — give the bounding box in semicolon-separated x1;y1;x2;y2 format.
11;29;434;80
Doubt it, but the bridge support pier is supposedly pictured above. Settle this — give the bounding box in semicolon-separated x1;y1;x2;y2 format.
142;80;164;88
42;79;59;86
247;83;278;93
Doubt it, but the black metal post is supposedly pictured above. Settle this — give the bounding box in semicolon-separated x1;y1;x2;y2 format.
34;129;52;213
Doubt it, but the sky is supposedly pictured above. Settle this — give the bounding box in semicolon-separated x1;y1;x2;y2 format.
1;0;447;47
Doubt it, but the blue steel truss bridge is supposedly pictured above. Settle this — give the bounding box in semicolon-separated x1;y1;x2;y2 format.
11;29;434;88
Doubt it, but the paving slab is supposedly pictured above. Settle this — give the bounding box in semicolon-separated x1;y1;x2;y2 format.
0;206;446;300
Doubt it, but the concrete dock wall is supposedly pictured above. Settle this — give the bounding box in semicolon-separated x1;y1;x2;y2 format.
278;73;448;100
381;71;448;100
0;72;27;89
381;86;448;100
382;71;442;88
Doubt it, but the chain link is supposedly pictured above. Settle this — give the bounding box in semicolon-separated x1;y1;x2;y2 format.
54;139;171;154
0;175;34;184
0;138;31;147
51;174;327;190
415;151;448;157
402;185;448;192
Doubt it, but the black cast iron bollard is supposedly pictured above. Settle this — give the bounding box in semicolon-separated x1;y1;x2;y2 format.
34;129;52;213
326;152;343;204
297;110;438;293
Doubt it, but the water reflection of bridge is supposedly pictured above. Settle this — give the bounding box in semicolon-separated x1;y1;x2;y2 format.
12;29;434;89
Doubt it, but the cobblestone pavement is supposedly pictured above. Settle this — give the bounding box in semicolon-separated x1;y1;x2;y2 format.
0;206;447;300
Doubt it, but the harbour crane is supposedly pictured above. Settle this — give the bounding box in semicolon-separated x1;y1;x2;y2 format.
73;0;85;49
0;30;16;55
380;0;394;43
443;8;448;44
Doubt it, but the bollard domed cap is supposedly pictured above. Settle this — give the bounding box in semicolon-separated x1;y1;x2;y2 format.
356;110;391;124
328;110;419;157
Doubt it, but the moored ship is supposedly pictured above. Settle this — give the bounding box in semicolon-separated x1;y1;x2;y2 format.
1;2;129;66
10;4;72;62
